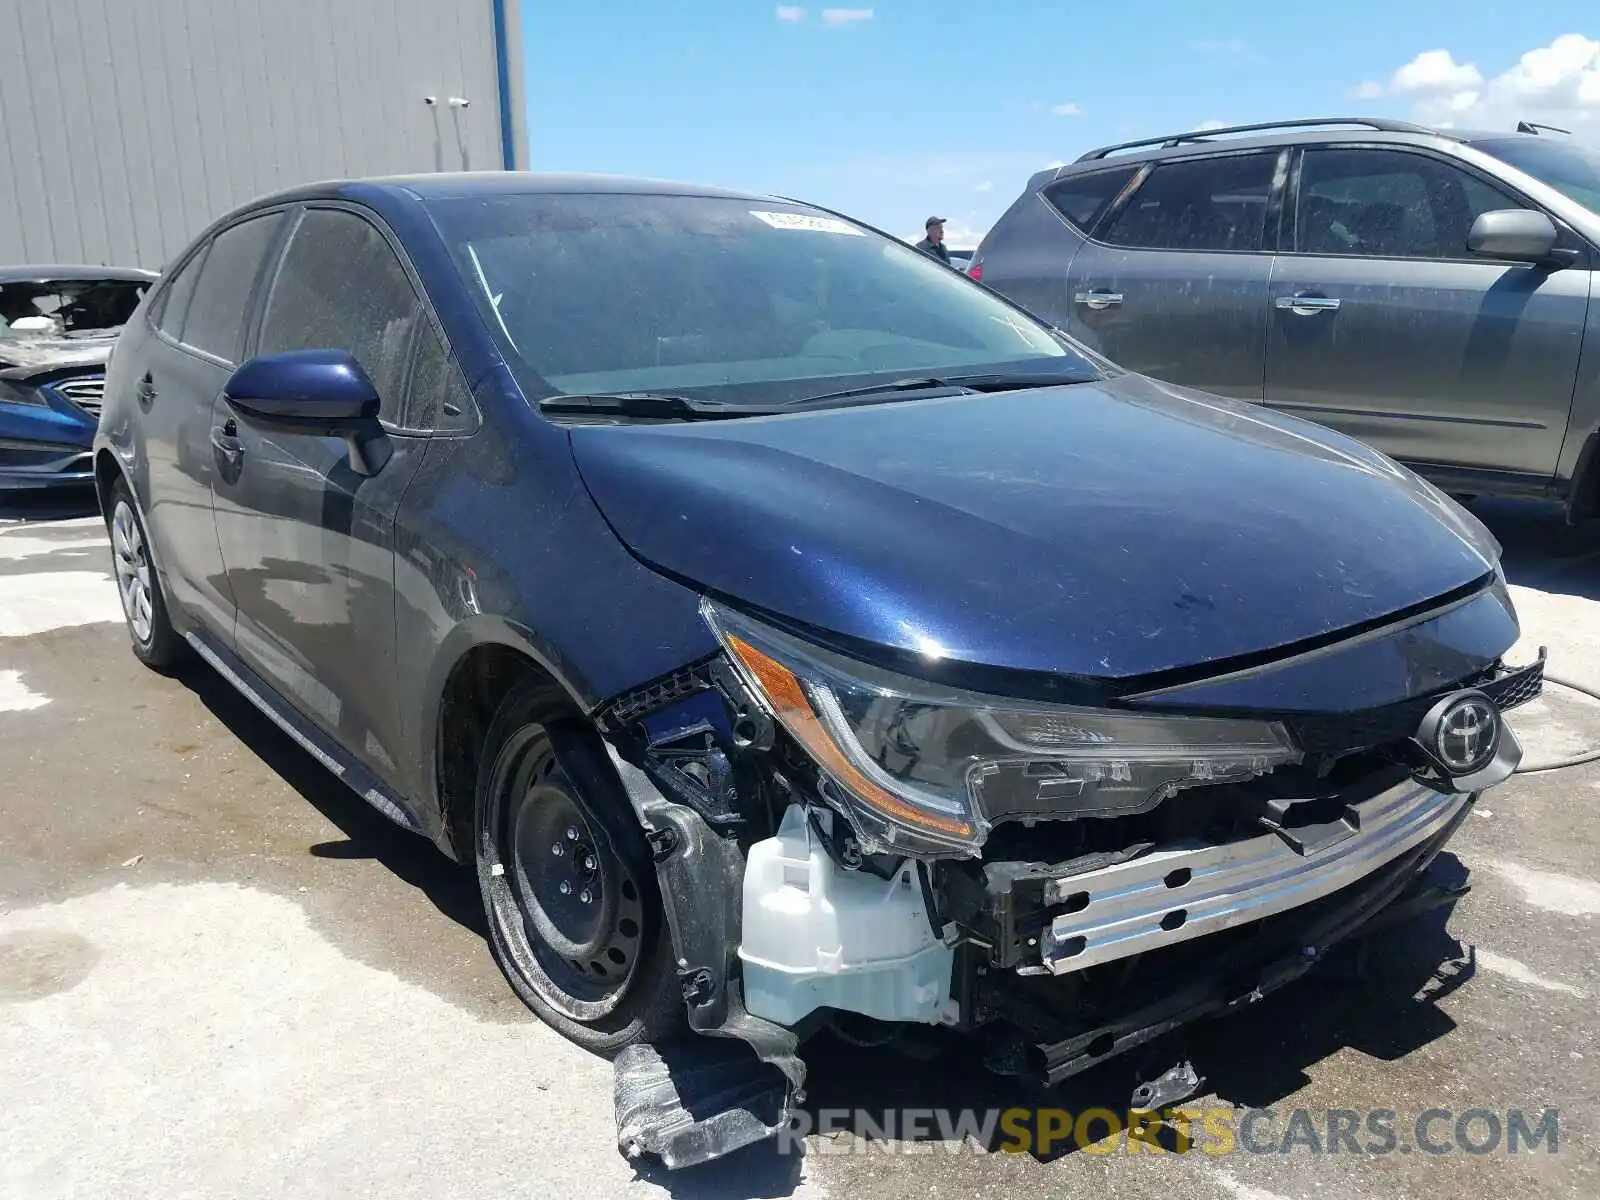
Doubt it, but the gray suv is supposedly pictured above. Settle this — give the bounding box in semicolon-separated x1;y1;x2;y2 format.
973;117;1600;516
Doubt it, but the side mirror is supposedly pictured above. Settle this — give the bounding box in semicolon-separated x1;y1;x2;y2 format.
223;349;391;475
1467;209;1559;264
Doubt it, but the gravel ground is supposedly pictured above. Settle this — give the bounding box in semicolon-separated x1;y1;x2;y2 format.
1;493;1596;1200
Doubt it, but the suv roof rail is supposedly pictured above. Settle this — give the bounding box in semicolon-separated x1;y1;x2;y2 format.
1074;117;1440;162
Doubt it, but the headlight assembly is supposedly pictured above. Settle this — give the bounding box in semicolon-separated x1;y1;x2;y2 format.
703;600;1302;857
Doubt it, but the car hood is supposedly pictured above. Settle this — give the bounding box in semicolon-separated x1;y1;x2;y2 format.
0;334;115;376
567;373;1502;684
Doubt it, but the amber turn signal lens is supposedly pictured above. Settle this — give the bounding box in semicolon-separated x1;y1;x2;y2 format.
724;632;975;839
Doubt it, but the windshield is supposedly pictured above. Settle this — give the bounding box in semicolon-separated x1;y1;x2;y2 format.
0;278;149;341
1475;138;1600;214
425;192;1102;404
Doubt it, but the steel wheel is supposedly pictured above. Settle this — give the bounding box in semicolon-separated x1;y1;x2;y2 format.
497;727;648;1020
111;498;154;644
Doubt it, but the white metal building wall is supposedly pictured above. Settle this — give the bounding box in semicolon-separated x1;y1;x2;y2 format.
0;0;527;268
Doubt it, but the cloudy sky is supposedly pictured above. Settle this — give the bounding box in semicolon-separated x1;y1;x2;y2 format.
525;1;1600;245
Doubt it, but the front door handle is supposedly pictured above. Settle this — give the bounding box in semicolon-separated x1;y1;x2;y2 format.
1074;289;1125;311
1275;292;1342;316
210;419;244;475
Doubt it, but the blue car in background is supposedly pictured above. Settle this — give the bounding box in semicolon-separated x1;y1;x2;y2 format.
0;266;156;491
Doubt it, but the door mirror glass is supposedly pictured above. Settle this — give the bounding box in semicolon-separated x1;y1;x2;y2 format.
1467;209;1559;263
223;349;391;475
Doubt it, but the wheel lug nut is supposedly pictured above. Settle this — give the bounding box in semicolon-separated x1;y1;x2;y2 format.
551;843;564;856
579;890;593;904
584;855;596;871
566;827;579;840
559;881;572;895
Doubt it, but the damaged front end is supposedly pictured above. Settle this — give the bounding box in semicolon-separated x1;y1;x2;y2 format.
596;593;1542;1169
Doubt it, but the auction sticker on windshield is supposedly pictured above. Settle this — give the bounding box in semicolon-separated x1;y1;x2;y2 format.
750;210;864;235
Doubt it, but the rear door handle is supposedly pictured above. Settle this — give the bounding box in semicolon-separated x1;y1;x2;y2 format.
136;372;157;409
1275;292;1342;316
1074;289;1124;311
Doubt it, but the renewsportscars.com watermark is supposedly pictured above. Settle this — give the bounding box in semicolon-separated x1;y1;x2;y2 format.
778;1106;1561;1157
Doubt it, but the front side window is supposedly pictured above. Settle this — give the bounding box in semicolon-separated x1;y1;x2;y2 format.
1294;148;1523;260
424;193;1099;405
1096;153;1280;252
182;213;283;362
258;209;423;424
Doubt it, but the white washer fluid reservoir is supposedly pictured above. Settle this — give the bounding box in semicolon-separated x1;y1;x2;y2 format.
738;804;955;1027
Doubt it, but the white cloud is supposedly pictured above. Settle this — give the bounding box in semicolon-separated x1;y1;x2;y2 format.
974;180;993;192
1381;35;1600;130
1052;102;1084;117
820;7;873;25
1193;118;1229;131
1350;80;1384;99
1044;159;1066;169
775;5;805;21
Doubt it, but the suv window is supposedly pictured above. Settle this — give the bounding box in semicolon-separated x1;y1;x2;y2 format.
181;214;283;361
1097;153;1279;252
1294;148;1523;260
1043;166;1139;234
258;209;422;425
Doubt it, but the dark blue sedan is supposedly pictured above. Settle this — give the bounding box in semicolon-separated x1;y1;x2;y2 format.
0;266;154;491
92;173;1538;1168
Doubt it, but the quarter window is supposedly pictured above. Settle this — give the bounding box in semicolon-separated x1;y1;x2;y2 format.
1097;153;1280;252
180;214;283;361
258;209;424;425
1294;148;1524;260
1043;166;1139;234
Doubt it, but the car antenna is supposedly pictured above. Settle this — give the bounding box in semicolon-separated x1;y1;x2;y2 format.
1516;120;1571;136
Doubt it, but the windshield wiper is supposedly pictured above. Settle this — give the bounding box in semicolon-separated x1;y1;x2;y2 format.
537;392;774;420
790;372;1088;407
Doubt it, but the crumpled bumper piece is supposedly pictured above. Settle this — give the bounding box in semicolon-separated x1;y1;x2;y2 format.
615;1040;793;1169
1040;780;1471;974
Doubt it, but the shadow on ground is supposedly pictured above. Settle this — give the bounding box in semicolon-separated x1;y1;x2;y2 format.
0;486;100;524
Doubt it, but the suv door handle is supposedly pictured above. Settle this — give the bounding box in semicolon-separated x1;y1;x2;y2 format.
136;372;157;410
1275;292;1342;316
1074;289;1124;311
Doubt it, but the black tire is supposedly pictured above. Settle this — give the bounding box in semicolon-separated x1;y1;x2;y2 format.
474;677;683;1056
105;477;186;669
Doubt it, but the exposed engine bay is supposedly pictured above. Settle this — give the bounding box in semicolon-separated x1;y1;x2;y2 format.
596;588;1543;1168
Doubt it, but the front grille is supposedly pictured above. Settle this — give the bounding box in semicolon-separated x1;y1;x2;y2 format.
51;375;106;417
1287;656;1543;755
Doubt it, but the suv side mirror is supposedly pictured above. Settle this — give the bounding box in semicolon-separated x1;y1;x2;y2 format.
1467;209;1559;264
224;349;391;475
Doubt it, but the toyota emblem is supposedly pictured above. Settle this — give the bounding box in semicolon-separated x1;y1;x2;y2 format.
1428;692;1501;775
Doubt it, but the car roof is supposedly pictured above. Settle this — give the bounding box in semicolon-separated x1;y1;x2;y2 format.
0;265;159;284
244;171;781;210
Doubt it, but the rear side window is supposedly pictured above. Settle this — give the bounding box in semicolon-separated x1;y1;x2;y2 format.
258;209;422;425
1294;148;1524;260
181;214;283;361
152;245;208;340
1042;166;1139;233
1098;152;1280;252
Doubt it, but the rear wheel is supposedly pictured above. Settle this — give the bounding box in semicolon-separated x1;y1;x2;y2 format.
106;479;185;669
474;680;683;1055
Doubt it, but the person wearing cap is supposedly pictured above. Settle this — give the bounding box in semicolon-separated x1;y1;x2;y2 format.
915;216;952;265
